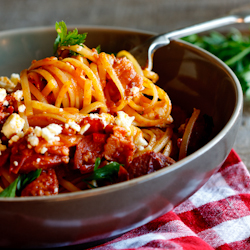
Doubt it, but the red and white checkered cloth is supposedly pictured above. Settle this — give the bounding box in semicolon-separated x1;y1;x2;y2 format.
91;149;250;250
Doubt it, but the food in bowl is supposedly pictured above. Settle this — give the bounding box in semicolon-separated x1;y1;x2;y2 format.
0;22;213;197
0;24;242;248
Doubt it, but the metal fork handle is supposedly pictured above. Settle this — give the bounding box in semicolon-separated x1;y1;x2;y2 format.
145;10;250;70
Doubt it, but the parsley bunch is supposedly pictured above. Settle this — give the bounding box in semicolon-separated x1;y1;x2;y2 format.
182;28;250;96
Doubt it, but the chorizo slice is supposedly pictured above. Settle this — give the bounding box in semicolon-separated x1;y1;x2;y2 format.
127;151;175;179
21;168;59;196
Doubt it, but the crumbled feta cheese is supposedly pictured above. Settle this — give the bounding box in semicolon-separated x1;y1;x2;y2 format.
46;124;62;135
8;134;20;145
135;133;148;151
0;76;17;92
3;100;9;106
115;111;135;134
1;113;25;138
13;90;23;102
40;147;48;154
41;123;62;143
10;73;20;85
36;158;41;163
99;113;114;127
27;134;39;147
41;127;57;143
13;161;18;166
67;119;80;132
87;113;114;128
34;126;42;137
18;104;26;113
79;123;90;135
0;88;6;102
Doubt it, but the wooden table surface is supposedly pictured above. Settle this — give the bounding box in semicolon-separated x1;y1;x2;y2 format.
1;0;250;169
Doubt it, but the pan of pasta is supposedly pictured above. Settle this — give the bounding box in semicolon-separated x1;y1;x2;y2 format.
0;22;242;248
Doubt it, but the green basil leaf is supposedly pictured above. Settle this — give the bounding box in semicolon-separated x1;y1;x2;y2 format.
96;45;101;54
83;160;121;182
0;169;42;197
0;177;19;197
16;169;42;196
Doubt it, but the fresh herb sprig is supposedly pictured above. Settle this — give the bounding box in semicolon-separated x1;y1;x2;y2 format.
53;21;101;56
53;21;87;54
182;28;250;96
83;158;121;185
0;169;42;197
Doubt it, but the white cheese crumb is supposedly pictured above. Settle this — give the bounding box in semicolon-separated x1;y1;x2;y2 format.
27;134;39;147
36;158;41;163
135;133;148;151
8;131;24;145
18;104;26;113
1;113;25;138
0;88;6;102
88;113;114;128
13;161;18;166
0;76;17;92
10;73;20;85
40;147;48;154
46;124;62;135
34;126;42;137
13;90;23;101
67;119;80;132
115;111;135;135
3;100;9;106
41;123;62;143
8;135;20;145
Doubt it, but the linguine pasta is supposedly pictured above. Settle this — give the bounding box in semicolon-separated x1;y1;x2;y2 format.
0;24;208;197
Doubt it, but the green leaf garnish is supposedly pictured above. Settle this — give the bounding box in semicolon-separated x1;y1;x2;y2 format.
182;28;250;96
0;178;19;197
96;45;101;54
0;169;42;197
16;169;42;196
83;158;121;183
53;21;87;54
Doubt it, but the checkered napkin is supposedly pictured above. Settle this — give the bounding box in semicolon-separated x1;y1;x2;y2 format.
91;149;250;250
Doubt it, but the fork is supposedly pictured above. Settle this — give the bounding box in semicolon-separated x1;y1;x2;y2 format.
129;5;250;71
